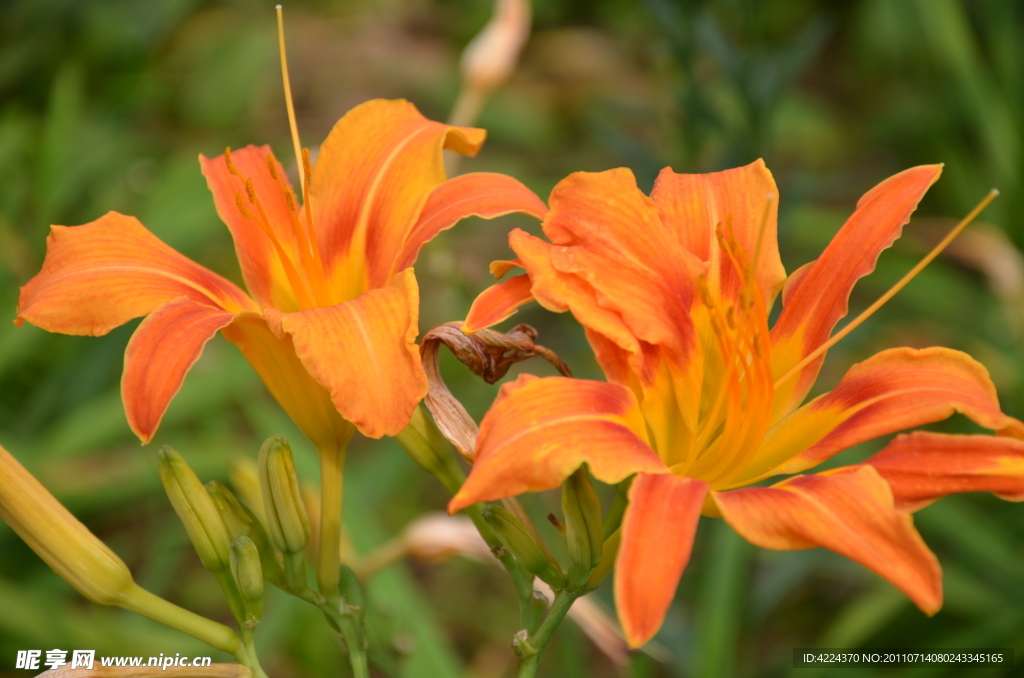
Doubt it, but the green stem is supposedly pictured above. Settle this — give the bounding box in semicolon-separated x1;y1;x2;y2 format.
119;584;244;662
293;586;369;678
240;628;269;678
515;588;579;678
396;409;553;652
317;441;346;603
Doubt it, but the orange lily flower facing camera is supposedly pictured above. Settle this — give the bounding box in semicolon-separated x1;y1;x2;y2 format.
451;161;1024;647
15;99;546;452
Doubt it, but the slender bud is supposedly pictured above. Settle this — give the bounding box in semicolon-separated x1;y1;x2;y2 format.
230;537;264;624
562;467;603;589
585;528;621;591
395;405;464;494
158;446;231;573
258;435;311;555
228;457;267;526
483;505;564;588
0;444;134;606
460;0;531;96
206;481;285;588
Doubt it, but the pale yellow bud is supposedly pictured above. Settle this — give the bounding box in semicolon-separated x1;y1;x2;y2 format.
460;0;531;95
0;444;133;606
158;446;232;573
230;537;264;623
258;435;310;555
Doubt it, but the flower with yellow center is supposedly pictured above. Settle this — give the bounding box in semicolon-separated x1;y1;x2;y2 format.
449;161;1024;647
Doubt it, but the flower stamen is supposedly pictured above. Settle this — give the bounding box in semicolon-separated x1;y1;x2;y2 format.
774;188;1000;390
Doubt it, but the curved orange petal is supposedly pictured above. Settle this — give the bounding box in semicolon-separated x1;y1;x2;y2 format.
733;347;1024;486
541;169;704;358
507;172;709;441
615;473;708;648
448;375;665;513
391;172;547;276
650;159;786;306
310;99;487;294
200;146;303;311
714;465;942;614
770;165;943;416
123;298;238;443
462;274;535;333
867;431;1024;511
221;312;354;452
264;268;426;440
16;212;255;335
490;258;523;278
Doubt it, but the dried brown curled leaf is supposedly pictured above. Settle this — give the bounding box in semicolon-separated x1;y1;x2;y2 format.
419;322;570;462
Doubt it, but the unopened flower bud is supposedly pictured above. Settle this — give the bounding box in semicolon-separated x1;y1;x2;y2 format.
395;405;464;494
230;537;264;624
206;480;285;588
158;446;231;573
483;505;564;588
562;467;603;590
584;528;621;591
460;0;531;95
258;435;310;555
0;444;134;606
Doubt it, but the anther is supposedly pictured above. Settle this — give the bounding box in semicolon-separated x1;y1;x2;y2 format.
266;154;279;181
301;148;313;189
235;193;255;221
224;147;242;178
245;179;257;205
697;276;715;308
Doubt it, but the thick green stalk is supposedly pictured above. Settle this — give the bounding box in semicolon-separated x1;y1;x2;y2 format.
118;585;245;662
515;588;580;678
294;585;368;678
317;441;346;602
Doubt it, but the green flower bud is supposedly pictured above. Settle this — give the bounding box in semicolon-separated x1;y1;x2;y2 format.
483;505;564;589
584;528;621;591
258;435;310;555
157;446;231;573
206;480;285;588
394;406;464;495
562;467;603;590
230;537;264;624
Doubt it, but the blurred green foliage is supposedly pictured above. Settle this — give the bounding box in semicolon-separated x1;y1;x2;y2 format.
1;0;1024;676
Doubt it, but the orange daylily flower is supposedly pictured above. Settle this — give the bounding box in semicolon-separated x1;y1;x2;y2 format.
15;99;547;451
448;160;1024;647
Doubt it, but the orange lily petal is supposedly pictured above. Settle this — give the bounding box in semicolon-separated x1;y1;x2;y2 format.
490;258;523;278
264;268;426;439
200;146;303;311
122;298;238;443
540;169;704;361
448;375;665;513
714;465;942;614
650;159;786;305
16;212;254;335
391;172;548;275
509;170;706;439
867;431;1024;511
770;165;943;416
735;347;1024;485
221;312;354;452
615;473;708;648
462;274;534;333
310;99;487;293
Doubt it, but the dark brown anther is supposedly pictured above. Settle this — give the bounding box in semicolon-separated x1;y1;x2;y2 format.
547;513;567;534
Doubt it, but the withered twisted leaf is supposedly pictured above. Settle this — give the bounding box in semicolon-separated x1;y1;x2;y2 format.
420;322;571;462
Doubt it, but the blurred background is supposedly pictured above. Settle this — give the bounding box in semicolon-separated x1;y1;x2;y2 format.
1;0;1024;676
